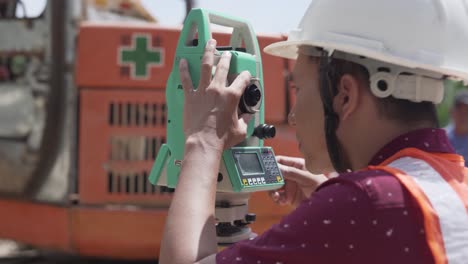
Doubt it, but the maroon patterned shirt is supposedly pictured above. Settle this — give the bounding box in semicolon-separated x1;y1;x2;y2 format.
217;128;455;264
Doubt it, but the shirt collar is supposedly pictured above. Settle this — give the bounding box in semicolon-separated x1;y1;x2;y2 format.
368;128;455;166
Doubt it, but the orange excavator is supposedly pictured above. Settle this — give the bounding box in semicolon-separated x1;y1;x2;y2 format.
0;0;299;259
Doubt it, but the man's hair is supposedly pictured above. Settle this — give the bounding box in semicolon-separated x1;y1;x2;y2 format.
329;59;439;127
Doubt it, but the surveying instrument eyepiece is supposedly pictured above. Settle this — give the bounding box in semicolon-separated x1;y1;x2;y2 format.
149;8;284;244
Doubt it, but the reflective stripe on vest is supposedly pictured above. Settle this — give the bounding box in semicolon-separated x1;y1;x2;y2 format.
388;157;468;264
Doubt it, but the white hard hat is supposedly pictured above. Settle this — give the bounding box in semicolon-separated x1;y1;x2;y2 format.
265;0;468;103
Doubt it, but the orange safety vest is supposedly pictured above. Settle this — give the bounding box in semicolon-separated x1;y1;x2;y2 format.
369;147;468;264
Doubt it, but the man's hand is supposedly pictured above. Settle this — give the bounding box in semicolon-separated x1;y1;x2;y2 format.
270;156;328;208
180;39;252;152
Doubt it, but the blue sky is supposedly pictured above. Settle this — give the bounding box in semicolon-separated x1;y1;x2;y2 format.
21;0;310;34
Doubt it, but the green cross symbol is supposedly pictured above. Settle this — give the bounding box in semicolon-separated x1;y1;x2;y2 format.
119;34;163;79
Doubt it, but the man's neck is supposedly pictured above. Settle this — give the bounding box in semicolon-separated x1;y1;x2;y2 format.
342;121;434;171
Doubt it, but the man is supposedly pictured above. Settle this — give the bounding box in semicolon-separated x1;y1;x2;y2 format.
158;0;468;263
447;90;468;166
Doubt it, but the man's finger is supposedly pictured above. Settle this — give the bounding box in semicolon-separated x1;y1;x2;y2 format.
212;51;232;87
269;190;281;202
278;164;327;187
238;114;252;131
269;188;290;206
179;59;194;94
276;155;305;169
229;70;251;97
199;39;217;90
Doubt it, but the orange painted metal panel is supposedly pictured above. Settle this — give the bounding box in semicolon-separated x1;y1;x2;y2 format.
79;89;173;205
70;207;166;260
0;196;294;260
249;191;294;235
0;199;71;252
70;202;291;260
76;22;177;89
258;35;290;124
76;23;289;123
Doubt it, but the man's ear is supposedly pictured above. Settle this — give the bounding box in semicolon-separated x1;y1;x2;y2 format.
333;74;361;121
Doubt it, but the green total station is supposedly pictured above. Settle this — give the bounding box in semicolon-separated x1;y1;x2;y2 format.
148;8;284;243
149;8;284;193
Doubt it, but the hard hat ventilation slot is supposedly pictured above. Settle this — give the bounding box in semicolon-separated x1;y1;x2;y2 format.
377;67;391;73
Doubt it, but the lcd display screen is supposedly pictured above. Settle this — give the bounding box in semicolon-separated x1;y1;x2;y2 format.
238;153;263;174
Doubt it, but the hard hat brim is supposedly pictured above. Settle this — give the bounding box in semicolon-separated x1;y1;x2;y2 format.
264;40;468;84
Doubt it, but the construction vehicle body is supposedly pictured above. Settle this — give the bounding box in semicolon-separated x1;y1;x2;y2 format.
0;0;299;259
